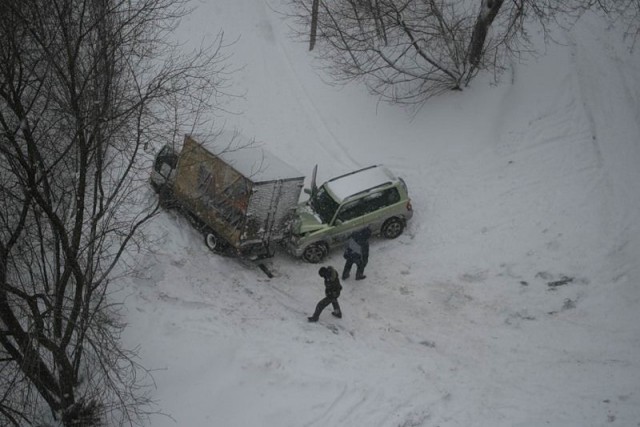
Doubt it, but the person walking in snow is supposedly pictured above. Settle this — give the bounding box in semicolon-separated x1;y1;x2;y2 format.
342;226;371;281
308;266;342;322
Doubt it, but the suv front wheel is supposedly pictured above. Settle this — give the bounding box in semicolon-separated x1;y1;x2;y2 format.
302;242;328;263
382;217;405;239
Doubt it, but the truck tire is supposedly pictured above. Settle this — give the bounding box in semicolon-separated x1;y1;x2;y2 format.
158;191;178;209
150;180;161;193
381;217;404;239
203;231;228;253
205;232;219;252
302;242;327;263
203;228;232;254
153;183;178;209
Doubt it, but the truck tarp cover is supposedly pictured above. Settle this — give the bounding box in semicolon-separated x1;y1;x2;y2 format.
173;133;304;250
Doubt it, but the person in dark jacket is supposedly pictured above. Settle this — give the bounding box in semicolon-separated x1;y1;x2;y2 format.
342;226;371;280
308;266;342;322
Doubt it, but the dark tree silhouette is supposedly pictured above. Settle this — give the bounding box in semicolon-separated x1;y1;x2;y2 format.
288;0;608;104
0;0;231;425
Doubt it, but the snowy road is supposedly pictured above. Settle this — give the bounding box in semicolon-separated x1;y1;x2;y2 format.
121;2;640;426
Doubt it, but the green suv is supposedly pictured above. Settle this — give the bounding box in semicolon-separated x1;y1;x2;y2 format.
287;165;413;263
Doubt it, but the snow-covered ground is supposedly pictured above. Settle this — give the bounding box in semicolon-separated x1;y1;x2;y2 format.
121;1;640;426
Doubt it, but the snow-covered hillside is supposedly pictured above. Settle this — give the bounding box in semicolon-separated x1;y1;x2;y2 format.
121;1;640;426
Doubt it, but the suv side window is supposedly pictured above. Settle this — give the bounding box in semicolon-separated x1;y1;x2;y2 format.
361;188;401;213
336;199;367;222
382;187;401;207
336;187;401;223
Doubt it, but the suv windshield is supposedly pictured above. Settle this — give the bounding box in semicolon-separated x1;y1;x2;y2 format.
309;186;339;224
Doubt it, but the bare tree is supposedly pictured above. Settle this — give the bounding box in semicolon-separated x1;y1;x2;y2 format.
0;0;232;425
595;0;640;47
287;0;603;104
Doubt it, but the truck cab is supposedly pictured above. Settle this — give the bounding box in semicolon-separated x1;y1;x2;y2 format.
150;145;178;191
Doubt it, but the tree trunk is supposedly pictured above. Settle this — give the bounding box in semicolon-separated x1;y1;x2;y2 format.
309;0;320;50
468;0;504;69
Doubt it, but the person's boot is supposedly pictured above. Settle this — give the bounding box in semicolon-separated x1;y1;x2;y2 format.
355;274;366;280
331;311;342;319
307;316;318;322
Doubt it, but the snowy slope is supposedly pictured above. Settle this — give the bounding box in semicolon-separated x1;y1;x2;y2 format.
121;1;640;426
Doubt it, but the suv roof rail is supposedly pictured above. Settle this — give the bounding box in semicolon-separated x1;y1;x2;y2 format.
342;181;393;202
326;164;379;183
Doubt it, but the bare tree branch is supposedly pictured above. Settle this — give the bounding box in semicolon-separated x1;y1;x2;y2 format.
285;0;629;105
0;0;233;425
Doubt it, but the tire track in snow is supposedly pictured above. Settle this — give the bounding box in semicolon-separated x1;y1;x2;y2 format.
566;25;640;280
566;32;605;172
261;0;358;169
303;385;348;427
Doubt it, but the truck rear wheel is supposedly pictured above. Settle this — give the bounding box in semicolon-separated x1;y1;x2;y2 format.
204;230;229;253
302;242;327;263
205;233;219;251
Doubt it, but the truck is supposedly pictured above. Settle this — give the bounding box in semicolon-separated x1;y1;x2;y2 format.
151;133;305;260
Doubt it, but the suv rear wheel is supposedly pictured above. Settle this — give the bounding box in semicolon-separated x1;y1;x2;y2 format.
382;217;404;239
302;242;328;263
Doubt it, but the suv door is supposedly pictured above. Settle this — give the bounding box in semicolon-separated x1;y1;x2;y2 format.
357;187;402;231
328;198;367;245
328;187;401;245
